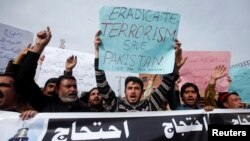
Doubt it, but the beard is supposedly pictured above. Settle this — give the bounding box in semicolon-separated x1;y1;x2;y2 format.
59;95;77;104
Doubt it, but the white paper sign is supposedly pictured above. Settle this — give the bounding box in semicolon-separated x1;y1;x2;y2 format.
36;47;96;93
0;23;33;73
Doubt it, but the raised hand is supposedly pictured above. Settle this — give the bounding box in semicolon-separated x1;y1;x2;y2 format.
38;54;45;65
94;30;101;58
65;55;77;71
32;27;52;54
13;43;33;64
210;65;227;84
174;39;187;71
211;65;227;79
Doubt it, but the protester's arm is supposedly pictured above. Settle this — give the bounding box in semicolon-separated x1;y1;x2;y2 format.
94;31;118;111
94;30;101;59
13;44;32;65
204;65;227;107
149;39;187;110
143;74;157;99
174;39;188;73
64;55;77;76
32;27;52;54
5;44;32;78
149;73;175;110
174;76;181;104
15;27;52;111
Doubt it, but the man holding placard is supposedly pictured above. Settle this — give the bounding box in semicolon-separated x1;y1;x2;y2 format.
94;6;183;111
99;6;180;74
94;30;184;111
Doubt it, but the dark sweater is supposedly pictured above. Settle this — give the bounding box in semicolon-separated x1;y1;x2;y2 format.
15;51;90;112
94;58;175;112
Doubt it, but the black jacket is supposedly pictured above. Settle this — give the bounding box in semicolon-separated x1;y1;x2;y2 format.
15;51;90;112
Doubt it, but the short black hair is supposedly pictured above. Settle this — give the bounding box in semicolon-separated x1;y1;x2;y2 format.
80;87;98;103
56;75;77;87
125;76;143;90
44;77;58;88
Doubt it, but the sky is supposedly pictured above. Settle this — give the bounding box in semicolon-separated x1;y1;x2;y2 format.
1;0;250;95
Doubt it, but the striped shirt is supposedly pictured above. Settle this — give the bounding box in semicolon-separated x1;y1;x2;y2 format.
95;59;175;112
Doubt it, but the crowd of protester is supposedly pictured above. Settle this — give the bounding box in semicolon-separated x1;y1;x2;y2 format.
0;27;249;121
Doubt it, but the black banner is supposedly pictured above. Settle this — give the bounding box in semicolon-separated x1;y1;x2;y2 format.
43;112;209;141
2;110;250;141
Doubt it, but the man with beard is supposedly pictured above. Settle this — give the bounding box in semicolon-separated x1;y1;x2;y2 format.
80;87;108;112
94;31;185;112
15;27;89;112
42;53;77;97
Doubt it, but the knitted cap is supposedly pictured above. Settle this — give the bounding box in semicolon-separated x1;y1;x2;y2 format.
218;92;230;104
217;92;239;108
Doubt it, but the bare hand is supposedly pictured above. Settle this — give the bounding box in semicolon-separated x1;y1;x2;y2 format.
38;54;45;65
32;27;52;53
211;65;227;81
174;39;187;71
65;55;77;71
19;110;37;120
94;30;101;58
36;27;52;46
13;43;33;64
